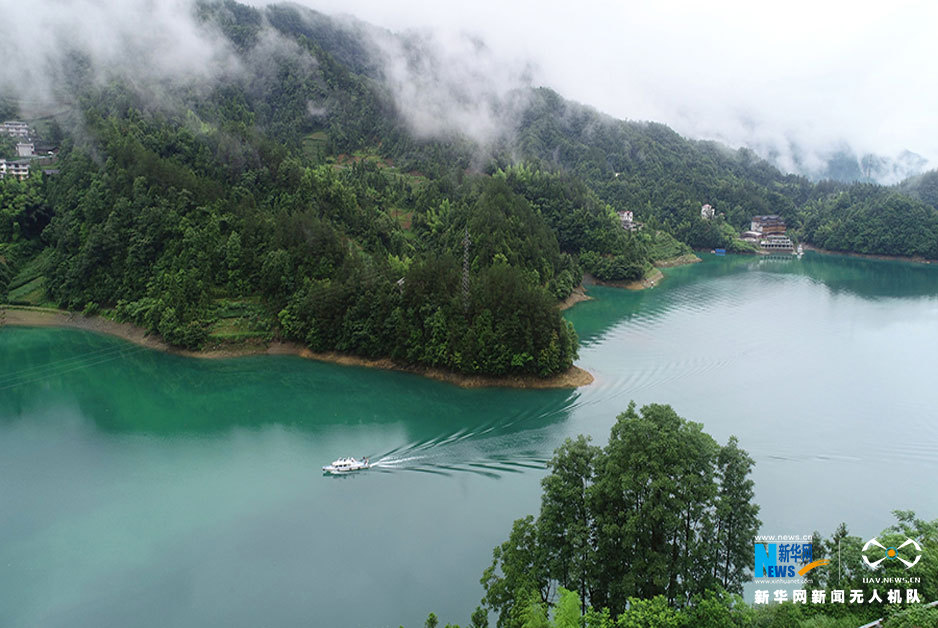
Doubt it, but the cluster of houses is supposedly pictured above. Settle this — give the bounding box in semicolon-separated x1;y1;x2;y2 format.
0;120;30;139
700;204;794;251
742;215;794;250
701;203;794;251
615;204;795;253
0;120;58;181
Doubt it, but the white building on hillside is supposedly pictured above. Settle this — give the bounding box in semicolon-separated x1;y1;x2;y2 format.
0;121;30;139
0;159;30;180
616;210;643;231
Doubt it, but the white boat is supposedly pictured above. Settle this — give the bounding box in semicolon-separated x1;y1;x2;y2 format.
322;456;371;474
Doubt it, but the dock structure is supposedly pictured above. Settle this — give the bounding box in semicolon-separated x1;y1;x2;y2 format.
760;234;794;251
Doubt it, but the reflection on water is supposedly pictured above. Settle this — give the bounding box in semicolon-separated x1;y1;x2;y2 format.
757;251;938;299
2;251;938;628
572;252;938;345
0;327;578;442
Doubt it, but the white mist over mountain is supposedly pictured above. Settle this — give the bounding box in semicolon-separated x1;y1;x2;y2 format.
0;0;240;106
262;0;938;183
3;0;935;184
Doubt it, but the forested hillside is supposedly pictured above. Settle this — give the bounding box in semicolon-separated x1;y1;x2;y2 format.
2;0;937;376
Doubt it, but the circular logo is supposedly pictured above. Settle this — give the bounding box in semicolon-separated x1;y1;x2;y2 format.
862;537;922;570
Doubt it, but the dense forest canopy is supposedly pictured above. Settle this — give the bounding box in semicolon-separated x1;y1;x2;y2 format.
2;0;937;375
481;402;760;626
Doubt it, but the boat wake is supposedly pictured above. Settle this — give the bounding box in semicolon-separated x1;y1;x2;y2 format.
364;451;550;478
349;410;564;478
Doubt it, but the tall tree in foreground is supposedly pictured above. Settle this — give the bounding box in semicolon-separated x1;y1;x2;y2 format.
710;436;760;592
538;435;600;614
481;402;761;627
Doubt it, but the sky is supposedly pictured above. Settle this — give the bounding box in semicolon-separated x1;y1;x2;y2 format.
2;0;936;178
268;0;938;175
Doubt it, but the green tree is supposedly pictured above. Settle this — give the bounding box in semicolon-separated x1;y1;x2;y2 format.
711;436;760;593
882;604;938;628
482;404;759;623
516;591;549;628
551;588;583;628
469;606;489;628
482;516;549;628
614;596;681;628
538;436;599;613
590;403;731;611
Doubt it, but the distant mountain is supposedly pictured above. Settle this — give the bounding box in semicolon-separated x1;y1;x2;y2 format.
774;144;929;185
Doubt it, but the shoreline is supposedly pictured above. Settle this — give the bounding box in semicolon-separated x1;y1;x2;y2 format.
583;253;700;291
584;267;663;291
558;284;592;311
653;253;702;268
0;305;594;390
801;243;937;265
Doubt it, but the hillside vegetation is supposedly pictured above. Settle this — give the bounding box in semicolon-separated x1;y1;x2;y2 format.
2;0;937;377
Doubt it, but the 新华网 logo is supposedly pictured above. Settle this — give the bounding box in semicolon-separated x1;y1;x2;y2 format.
755;540;829;578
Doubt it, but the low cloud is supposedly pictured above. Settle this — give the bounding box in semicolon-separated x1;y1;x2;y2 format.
367;27;534;143
267;0;938;177
0;0;241;113
4;0;936;181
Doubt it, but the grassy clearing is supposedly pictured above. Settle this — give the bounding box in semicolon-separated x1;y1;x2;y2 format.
302;131;329;161
3;248;57;306
7;276;54;306
333;147;391;168
391;168;429;189
212;296;265;318
647;230;693;261
207;297;272;341
330;146;430;189
8;248;52;290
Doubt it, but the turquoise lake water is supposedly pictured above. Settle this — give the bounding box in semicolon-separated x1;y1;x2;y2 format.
2;251;937;627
